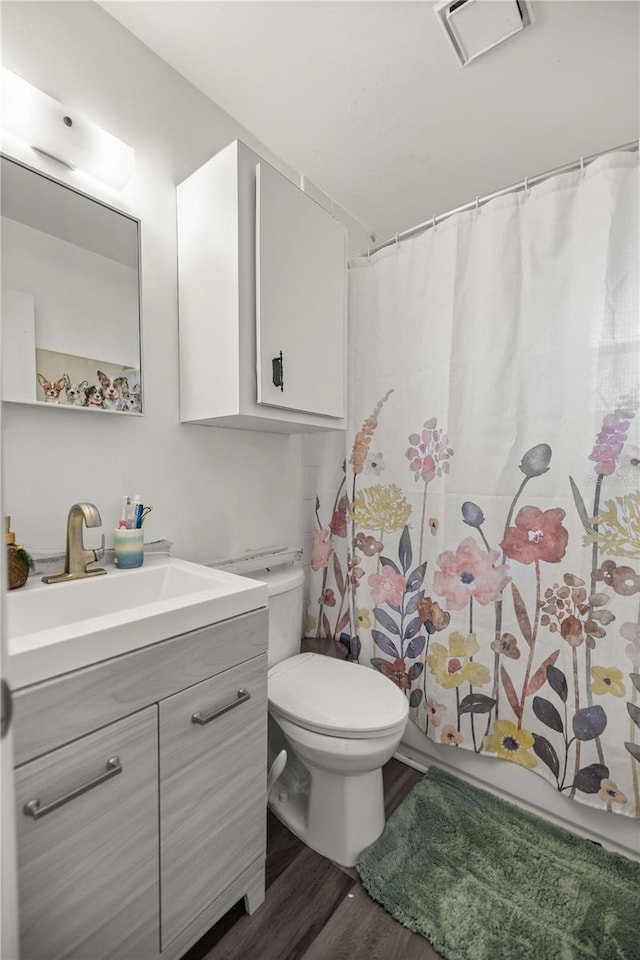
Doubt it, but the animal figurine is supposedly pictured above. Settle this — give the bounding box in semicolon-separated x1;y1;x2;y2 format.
97;371;127;411
83;384;105;409
121;383;141;413
62;380;88;406
37;373;69;403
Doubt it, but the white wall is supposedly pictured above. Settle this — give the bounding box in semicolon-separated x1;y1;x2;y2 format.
0;1;368;563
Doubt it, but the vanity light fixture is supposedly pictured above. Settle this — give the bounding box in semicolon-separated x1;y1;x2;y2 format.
434;0;534;67
0;68;134;190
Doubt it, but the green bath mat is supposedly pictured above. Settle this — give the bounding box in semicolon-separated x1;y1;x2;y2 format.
357;767;640;960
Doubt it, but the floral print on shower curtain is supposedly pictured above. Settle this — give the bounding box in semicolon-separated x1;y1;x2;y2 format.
306;152;640;818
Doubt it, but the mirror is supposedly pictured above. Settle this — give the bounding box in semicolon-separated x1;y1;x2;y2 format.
0;154;142;414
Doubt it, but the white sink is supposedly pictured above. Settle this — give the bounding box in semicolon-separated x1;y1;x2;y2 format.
7;556;267;689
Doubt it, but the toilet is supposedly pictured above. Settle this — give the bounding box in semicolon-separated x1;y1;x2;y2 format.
220;549;409;868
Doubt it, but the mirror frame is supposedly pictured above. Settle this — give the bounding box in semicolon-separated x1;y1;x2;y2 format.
0;152;143;416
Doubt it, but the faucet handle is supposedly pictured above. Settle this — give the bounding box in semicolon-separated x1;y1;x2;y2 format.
93;535;105;563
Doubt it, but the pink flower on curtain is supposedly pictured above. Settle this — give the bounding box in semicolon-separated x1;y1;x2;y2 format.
433;537;511;610
310;528;333;571
368;565;406;607
500;506;568;565
425;698;447;727
405;418;452;483
588;397;637;476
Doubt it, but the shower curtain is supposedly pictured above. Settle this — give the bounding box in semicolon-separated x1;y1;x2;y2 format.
307;151;640;818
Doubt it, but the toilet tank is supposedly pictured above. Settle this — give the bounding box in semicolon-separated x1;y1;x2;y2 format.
246;565;305;668
208;549;304;668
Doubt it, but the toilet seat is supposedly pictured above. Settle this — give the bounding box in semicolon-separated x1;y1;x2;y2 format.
268;653;409;739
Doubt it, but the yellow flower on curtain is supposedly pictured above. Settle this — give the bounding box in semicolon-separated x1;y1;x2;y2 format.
582;491;640;559
349;483;412;532
590;665;626;697
484;720;537;769
356;608;371;630
426;632;491;689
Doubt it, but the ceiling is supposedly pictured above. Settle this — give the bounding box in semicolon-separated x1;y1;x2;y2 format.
100;1;639;241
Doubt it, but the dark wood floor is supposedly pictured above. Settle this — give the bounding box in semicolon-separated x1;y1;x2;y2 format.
183;758;444;960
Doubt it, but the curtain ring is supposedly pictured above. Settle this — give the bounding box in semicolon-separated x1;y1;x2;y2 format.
475;196;480;213
432;215;437;231
523;177;529;196
394;233;399;246
580;155;585;177
367;247;372;261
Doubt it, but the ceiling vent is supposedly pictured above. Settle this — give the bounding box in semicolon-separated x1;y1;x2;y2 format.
434;0;534;67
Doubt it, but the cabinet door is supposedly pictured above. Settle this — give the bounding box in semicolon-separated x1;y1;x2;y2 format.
159;654;267;949
16;707;159;960
256;161;346;418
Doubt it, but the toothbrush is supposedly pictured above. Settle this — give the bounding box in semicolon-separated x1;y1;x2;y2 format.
119;495;129;529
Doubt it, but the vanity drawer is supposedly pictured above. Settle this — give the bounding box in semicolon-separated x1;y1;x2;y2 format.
159;653;267;949
15;706;159;960
13;607;268;765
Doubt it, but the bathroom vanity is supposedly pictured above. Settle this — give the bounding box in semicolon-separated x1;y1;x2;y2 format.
9;560;268;960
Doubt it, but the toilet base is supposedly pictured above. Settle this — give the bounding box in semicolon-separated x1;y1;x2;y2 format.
269;763;386;868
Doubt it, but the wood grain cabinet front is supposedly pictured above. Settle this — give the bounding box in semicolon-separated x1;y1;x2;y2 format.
159;653;268;950
15;706;159;960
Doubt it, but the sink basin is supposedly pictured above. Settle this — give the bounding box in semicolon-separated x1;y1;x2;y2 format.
7;556;267;689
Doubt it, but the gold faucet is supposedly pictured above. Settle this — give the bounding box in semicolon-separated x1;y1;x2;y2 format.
42;503;106;584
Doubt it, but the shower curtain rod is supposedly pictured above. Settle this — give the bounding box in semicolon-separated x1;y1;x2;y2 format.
360;139;639;259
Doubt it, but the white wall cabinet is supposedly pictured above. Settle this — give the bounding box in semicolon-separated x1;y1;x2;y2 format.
12;609;268;960
177;140;347;433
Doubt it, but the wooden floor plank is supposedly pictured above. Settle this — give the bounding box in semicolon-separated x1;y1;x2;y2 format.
201;845;356;960
265;810;306;889
184;758;441;960
383;757;424;817
299;885;442;960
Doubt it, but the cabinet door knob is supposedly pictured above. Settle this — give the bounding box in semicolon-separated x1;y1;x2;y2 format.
272;351;284;391
191;689;251;726
24;756;122;820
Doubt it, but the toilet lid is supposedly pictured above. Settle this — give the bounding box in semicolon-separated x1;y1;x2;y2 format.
268;653;409;738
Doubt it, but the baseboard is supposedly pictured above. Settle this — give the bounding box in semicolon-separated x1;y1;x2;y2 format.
393;744;640;863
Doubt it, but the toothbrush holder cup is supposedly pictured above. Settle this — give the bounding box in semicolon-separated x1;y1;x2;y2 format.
114;527;144;569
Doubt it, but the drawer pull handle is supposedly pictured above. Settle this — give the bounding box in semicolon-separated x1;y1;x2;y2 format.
191;688;251;726
23;756;122;820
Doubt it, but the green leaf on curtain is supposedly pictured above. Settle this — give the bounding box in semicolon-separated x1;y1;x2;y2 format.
399;526;413;574
572;705;607;741
630;674;640;694
408;662;424;680
374;608;401;635
546;664;568;703
626;701;640;730
573;763;610;794
532;696;564;733
569;475;594;534
526;650;561;697
501;665;522;720
380;555;401;575
371;630;399;659
532;733;560;780
336;610;350;635
405;635;425;660
511;584;533;648
624;742;640;763
406;561;428;593
404;616;423;640
405;590;424;616
458;693;496;715
409;689;423;708
333;552;345;597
